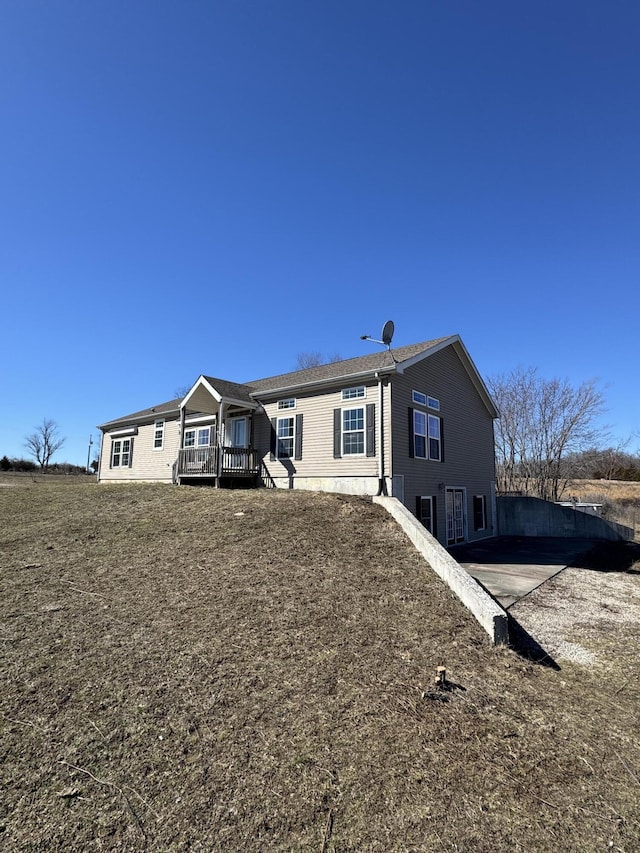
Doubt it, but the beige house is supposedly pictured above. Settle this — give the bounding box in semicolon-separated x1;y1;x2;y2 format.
97;335;498;546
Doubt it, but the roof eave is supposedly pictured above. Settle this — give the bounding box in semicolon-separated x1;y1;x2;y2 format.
249;364;397;399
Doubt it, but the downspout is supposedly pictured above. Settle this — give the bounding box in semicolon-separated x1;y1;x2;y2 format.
375;372;387;496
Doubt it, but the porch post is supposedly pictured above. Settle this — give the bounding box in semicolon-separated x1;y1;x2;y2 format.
216;401;225;485
179;406;186;448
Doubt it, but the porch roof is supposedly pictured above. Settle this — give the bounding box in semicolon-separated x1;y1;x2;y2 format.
181;375;258;415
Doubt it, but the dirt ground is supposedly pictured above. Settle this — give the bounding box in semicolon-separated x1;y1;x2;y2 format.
1;476;639;851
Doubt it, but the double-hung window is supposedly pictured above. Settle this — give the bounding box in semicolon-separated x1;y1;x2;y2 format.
277;416;295;459
428;415;441;461
153;419;165;450
111;438;132;468
342;407;365;455
410;408;442;461
414;411;427;458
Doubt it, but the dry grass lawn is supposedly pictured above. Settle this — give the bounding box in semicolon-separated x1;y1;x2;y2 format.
1;476;639;851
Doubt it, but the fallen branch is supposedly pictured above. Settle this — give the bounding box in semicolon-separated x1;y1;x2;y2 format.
59;580;106;598
320;808;334;853
615;751;639;785
58;760;154;835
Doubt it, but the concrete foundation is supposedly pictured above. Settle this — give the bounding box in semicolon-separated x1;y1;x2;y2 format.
373;496;509;645
497;496;633;541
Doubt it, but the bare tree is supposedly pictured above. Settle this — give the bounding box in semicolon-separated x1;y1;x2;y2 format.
25;419;66;471
488;368;606;502
295;352;342;370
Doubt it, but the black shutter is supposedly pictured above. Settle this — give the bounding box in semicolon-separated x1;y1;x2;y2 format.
439;418;445;462
366;404;375;457
333;409;342;458
109;440;113;469
432;497;438;538
408;408;414;458
294;413;303;460
270;417;277;461
415;495;422;520
128;437;134;468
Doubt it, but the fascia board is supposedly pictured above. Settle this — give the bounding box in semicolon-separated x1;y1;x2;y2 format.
181;376;221;409
451;339;499;419
394;335;458;373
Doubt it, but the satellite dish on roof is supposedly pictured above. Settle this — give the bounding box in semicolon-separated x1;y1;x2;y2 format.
381;320;394;347
360;320;395;351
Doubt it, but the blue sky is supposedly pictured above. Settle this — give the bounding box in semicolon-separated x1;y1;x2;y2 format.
1;0;639;466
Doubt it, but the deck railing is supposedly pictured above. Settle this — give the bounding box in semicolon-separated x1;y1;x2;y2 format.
176;446;259;478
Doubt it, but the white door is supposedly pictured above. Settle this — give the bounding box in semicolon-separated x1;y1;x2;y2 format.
230;417;246;448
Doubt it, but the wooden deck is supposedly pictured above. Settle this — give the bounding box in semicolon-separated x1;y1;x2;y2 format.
175;446;260;483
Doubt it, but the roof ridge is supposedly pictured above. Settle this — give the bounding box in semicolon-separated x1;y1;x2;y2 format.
245;336;452;388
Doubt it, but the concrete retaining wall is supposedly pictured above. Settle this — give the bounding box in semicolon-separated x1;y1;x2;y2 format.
373;496;509;645
497;496;633;541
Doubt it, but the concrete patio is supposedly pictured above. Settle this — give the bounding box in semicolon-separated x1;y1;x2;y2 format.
449;537;597;608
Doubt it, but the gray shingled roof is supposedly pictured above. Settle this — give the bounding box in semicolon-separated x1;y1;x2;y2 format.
199;376;256;405
245;337;452;394
98;397;182;430
99;336;457;430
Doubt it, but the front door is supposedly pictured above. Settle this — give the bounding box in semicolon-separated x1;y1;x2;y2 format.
228;417;247;469
229;417;246;448
446;488;466;545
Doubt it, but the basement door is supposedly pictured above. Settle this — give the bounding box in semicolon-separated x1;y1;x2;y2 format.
446;488;466;545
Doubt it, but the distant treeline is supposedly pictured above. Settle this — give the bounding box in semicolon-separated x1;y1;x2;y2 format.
563;449;640;482
0;456;90;475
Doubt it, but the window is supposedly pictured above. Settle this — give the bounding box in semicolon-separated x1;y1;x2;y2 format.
412;390;427;407
111;438;132;468
417;496;437;536
184;427;210;448
428;415;441;461
427;396;440;411
414;410;427;458
342;386;365;400
342;407;365;454
410;408;442;461
278;398;296;410
277;416;294;458
473;495;487;531
153;419;165;450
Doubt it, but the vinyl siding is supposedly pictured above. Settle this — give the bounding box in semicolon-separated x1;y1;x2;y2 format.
255;380;391;483
391;343;496;543
99;417;181;483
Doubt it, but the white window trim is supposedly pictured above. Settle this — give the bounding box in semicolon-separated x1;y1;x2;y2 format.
412;390;427;407
111;437;132;468
427;396;440;411
413;410;427;459
342;406;365;456
276;415;295;459
418;495;436;535
428;414;441;462
277;398;296;410
153;419;165;451
342;386;366;400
